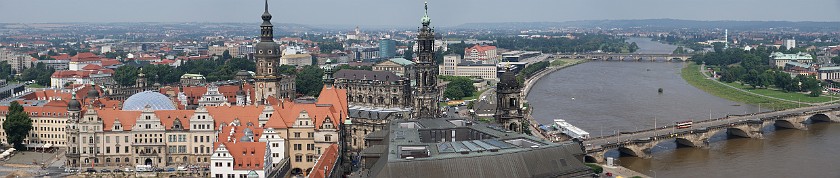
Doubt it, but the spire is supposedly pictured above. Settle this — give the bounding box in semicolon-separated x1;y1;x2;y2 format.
260;0;274;42
421;2;431;26
261;0;272;21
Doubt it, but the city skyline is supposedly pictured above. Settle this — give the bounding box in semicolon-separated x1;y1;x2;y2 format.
1;0;839;26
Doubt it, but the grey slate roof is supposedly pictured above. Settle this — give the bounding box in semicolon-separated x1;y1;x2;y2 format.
352;119;593;178
335;70;401;82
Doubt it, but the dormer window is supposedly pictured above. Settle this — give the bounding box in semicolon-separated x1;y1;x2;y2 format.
259;50;263;54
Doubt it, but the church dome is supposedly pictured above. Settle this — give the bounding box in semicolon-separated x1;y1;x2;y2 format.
87;84;100;98
122;91;176;111
68;95;81;111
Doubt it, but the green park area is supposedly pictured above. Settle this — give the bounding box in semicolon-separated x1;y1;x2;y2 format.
681;63;799;110
720;81;835;103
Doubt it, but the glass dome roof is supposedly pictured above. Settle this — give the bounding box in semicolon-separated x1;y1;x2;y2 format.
122;91;177;111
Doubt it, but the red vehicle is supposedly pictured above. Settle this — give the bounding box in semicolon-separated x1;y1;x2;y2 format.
676;121;693;129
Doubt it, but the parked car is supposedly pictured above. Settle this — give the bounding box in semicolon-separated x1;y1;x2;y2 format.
114;169;124;173
85;168;97;173
100;169;111;173
124;168;133;172
166;168;176;172
154;168;165;172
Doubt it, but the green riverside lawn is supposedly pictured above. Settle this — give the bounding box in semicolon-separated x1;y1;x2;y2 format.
721;81;835;103
681;63;799;110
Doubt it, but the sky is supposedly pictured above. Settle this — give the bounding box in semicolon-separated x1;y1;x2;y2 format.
1;0;839;27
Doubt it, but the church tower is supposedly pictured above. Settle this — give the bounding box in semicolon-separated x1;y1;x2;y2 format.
65;94;82;168
411;2;440;119
136;68;146;88
323;59;335;88
254;0;283;104
495;66;525;133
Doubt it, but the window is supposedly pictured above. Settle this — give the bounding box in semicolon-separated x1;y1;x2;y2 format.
105;136;110;143
295;155;302;162
307;144;315;150
306;155;315;162
308;132;314;138
294;144;301;150
294;132;300;138
325;135;332;142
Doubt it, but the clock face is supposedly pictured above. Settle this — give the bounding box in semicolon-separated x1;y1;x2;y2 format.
259;84;264;88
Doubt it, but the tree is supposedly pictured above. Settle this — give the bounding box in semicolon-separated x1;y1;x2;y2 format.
832;56;840;64
809;86;822;97
296;65;324;96
3;101;32;149
114;65;139;86
403;42;414;59
712;42;725;53
443;86;465;99
276;65;297;75
440;76;476;100
19;63;54;86
222;50;232;60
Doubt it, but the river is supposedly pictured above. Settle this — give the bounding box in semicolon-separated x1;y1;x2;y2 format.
526;37;840;177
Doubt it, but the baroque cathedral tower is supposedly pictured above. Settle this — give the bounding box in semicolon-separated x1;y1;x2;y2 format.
495;66;525;133
411;2;440;119
253;0;290;103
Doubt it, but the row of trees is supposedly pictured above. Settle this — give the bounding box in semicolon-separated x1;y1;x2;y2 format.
495;34;639;53
440;76;477;100
113;57;257;86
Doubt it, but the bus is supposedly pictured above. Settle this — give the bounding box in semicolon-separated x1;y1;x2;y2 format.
676;121;693;129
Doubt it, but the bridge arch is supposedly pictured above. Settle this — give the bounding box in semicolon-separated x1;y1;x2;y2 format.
617;146;644;157
726;127;751;138
773;119;799;129
583;155;599;163
808;113;834;123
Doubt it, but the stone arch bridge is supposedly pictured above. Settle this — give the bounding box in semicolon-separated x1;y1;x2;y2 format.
580;104;840;163
557;53;692;62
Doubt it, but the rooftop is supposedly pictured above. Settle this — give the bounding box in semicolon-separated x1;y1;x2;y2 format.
353;119;592;178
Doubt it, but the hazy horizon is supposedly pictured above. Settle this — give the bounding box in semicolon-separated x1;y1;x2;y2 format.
1;0;839;26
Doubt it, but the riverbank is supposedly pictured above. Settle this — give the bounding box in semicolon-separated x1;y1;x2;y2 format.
681;63;798;110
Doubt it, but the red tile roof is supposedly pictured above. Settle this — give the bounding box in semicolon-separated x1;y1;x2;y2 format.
214;125;268;170
71;52;101;62
100;59;121;67
96;108;140;131
51;54;71;60
206;105;266;128
465;44;497;53
309;144;339;178
82;64;103;70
